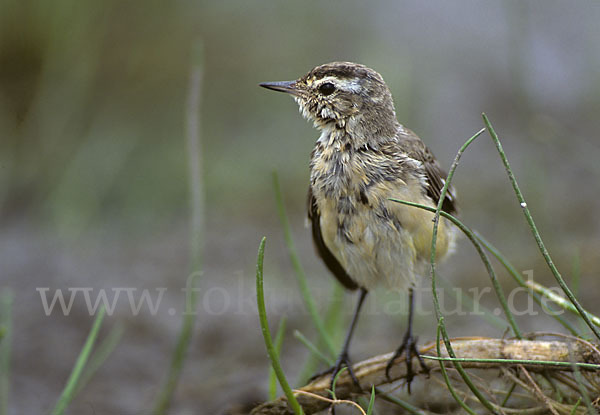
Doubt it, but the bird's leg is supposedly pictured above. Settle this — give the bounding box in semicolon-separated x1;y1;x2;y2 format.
329;287;367;391
310;288;367;391
385;287;429;393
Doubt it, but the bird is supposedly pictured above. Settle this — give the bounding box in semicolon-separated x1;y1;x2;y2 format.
260;62;457;392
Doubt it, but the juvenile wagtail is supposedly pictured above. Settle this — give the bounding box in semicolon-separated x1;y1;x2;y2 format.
260;62;457;391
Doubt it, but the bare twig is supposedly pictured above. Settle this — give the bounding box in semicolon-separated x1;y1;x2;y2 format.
250;337;600;415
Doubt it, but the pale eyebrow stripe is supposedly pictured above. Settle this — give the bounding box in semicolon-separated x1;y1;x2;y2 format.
315;76;361;92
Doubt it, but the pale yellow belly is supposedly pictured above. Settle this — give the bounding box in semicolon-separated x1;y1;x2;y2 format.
318;181;455;291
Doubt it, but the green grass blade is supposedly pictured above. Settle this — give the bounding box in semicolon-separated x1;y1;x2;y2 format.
153;40;205;415
374;388;429;414
272;171;336;358
0;292;13;415
421;355;600;370
392;198;582;338
296;281;342;385
52;306;106;415
526;280;600;328
500;382;517;407
568;346;597;414
73;322;124;397
571;250;588;335
425;127;501;413
186;40;206;273
256;238;303;415
435;320;479;415
475;232;580;336
543;374;564;404
482;113;600;342
569;398;582;415
294;330;334;366
152;274;200;415
366;385;376;415
269;316;288;400
323;282;344;343
329;366;347;400
390;196;522;341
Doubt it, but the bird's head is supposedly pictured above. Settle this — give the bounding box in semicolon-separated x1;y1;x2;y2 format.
260;62;398;137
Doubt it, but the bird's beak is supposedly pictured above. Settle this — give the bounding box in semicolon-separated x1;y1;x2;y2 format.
259;80;300;95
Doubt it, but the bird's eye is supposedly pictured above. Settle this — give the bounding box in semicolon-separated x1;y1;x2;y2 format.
318;82;336;96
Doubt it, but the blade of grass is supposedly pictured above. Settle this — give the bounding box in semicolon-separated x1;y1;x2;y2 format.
390;196;522;341
296;281;342;385
526;281;600;328
568;346;597;414
425;127;501;413
569;398;582;415
269;316;288;400
374;388;430;414
272;171;336;358
543;374;564;404
186;41;206;273
153;40;205;415
421;355;600;370
256;238;303;415
52;306;106;415
329;366;347;400
0;292;12;415
73;322;124;397
153;274;200;415
388;129;524;412
482;113;600;342
366;386;376;415
323;282;345;345
475;232;580;336
571;251;588;335
435;320;479;415
501;382;517;407
294;330;334;367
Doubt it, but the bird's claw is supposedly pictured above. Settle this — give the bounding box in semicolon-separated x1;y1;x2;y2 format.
385;332;429;393
329;351;362;391
309;352;362;392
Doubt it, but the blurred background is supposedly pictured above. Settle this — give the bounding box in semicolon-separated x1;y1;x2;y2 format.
1;0;600;413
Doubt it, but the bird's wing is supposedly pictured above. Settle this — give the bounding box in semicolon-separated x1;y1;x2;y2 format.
307;186;359;290
398;130;457;214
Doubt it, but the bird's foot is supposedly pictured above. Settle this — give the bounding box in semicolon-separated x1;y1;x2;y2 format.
329;351;362;392
309;352;362;392
385;331;429;393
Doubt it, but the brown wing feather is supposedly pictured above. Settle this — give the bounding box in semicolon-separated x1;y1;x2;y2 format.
399;130;457;214
307;186;359;290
